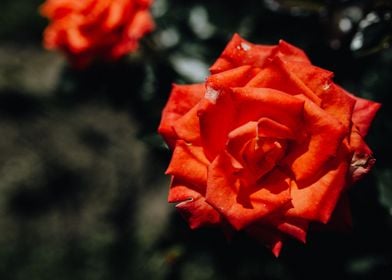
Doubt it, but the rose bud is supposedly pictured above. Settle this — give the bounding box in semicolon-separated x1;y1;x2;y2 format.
158;34;380;257
40;0;155;68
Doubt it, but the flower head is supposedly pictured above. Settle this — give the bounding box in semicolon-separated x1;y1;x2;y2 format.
40;0;155;68
158;34;380;256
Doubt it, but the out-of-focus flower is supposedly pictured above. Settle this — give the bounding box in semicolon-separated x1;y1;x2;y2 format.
40;0;155;68
158;34;380;257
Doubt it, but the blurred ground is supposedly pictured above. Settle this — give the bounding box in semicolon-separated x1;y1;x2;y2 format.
0;0;391;279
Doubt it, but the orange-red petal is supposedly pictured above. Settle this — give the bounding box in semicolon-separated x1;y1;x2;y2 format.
166;141;209;193
286;97;347;182
158;84;204;148
206;152;291;230
287;154;349;224
168;178;222;229
210;34;274;74
351;95;381;137
231;87;305;130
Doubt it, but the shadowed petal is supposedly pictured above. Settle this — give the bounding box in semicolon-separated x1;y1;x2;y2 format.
287;153;349;224
246;224;284;257
169;178;222;229
285;97;347;182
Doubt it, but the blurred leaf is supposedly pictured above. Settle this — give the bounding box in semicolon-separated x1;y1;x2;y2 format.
377;169;392;209
351;10;392;55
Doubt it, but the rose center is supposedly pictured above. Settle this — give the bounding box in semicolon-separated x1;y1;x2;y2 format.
239;137;286;186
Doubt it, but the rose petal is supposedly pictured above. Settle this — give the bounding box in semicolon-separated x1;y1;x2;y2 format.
103;1;124;30
66;27;90;53
198;89;236;161
226;121;258;163
257;118;296;139
313;194;352;232
250;204;309;242
198;66;261;160
287;153;349;223
40;0;86;18
173;105;202;145
210;33;274;74
169;178;222;229
286;97;347;182
125;9;155;39
40;0;154;68
351;94;381;137
274;40;310;64
276;60;333;96
158;84;204;148
318;83;356;130
111;9;155;58
226;119;294;172
246;224;284;257
207;65;258;89
246;57;322;105
166;141;209;193
231;87;305;130
275;218;309;243
206;152;291;230
349;127;375;183
236;137;286;185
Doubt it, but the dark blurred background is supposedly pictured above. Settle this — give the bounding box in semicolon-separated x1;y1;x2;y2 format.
0;0;391;279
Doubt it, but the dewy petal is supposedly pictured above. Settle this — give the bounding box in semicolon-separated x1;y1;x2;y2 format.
168;178;222;229
319;83;356;130
278;60;357;129
231;87;305;130
286;97;347;182
206;152;291;230
287;152;349;224
197;66;259;160
166;140;209;193
210;33;274;74
158;84;204;148
276;60;333;96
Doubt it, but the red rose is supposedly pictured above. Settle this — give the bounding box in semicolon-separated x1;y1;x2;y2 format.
40;0;155;68
158;34;380;256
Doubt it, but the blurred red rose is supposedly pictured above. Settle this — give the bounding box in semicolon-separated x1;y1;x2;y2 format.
158;34;381;256
40;0;155;68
